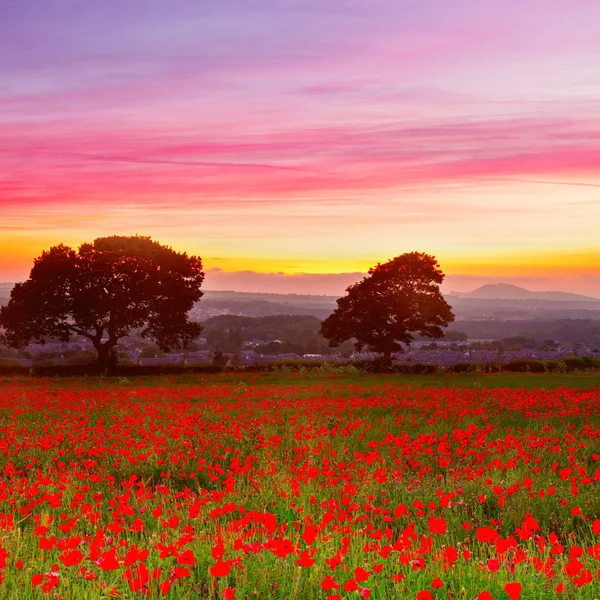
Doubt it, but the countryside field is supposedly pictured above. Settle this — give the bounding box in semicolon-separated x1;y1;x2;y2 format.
0;372;599;599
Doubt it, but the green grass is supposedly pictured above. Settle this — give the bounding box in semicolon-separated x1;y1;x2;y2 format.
5;368;598;391
0;374;598;599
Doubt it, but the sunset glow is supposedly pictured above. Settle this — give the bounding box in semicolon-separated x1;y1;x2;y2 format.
2;0;599;295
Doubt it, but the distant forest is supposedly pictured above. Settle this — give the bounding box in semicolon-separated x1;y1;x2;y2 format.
192;289;600;349
3;285;600;355
202;314;355;356
201;314;600;354
446;319;600;347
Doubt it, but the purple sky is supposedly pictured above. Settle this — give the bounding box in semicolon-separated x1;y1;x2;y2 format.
1;0;600;295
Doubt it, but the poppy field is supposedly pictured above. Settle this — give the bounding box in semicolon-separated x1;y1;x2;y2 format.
0;375;599;599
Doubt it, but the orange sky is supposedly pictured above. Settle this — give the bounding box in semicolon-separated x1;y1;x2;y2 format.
1;0;600;296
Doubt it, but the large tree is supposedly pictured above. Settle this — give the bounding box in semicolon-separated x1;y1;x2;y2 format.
0;236;205;368
320;252;455;362
206;327;245;355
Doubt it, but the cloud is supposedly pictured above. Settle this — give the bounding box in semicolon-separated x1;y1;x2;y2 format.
204;268;364;295
2;114;600;210
1;0;600;284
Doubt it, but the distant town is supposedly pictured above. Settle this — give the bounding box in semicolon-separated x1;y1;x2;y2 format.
2;283;599;368
3;336;590;369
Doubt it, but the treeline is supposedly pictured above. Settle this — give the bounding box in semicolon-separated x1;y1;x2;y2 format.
351;355;600;374
202;315;468;356
447;319;600;347
202;314;354;355
195;299;334;319
1;355;598;377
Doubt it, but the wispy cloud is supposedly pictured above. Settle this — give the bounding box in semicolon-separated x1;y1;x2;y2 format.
2;115;600;203
1;0;599;294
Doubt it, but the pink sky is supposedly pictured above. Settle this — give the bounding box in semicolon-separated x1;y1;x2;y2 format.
1;0;599;296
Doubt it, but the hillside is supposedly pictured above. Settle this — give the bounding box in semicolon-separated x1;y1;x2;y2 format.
451;283;600;303
192;290;338;319
4;282;600;322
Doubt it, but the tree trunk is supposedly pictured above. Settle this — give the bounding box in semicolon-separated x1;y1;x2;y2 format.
95;343;110;369
381;346;394;371
94;341;117;373
380;333;396;364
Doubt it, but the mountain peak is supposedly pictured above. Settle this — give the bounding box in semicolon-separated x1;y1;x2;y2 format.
469;283;532;298
451;283;599;302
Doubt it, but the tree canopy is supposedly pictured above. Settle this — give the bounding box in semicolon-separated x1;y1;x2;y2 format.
320;252;455;361
0;236;205;367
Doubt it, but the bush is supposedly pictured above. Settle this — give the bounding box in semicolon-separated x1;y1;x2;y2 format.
0;363;28;376
315;362;364;376
0;358;20;367
501;359;547;373
1;355;599;377
392;363;438;374
0;364;225;377
548;359;568;373
561;355;600;371
349;360;438;374
479;362;503;373
447;362;502;374
246;359;438;374
244;360;322;373
448;362;474;374
348;358;390;373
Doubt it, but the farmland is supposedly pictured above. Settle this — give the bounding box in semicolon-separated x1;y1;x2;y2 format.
0;373;599;599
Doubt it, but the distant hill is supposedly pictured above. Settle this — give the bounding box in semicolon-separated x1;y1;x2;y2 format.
192;290;338;319
451;283;600;303
3;282;600;321
0;282;14;306
446;318;600;346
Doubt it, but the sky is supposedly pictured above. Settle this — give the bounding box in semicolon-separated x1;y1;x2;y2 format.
1;0;599;296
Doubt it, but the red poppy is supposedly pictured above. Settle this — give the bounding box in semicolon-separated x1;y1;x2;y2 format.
210;561;231;577
504;582;522;600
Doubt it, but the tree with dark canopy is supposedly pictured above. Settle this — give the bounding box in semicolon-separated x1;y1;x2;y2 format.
320;252;455;362
0;236;205;368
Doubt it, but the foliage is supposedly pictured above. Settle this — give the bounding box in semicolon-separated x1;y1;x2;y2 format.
202;314;323;340
211;350;229;367
202;314;352;356
321;252;455;360
447;356;600;374
63;350;100;365
0;236;204;368
561;355;600;370
0;364;224;377
0;358;19;369
0;344;16;358
348;358;439;374
447;318;600;347
139;343;166;359
206;327;244;354
501;359;549;373
443;330;468;341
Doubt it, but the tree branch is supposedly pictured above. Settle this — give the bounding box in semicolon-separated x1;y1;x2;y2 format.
67;324;95;340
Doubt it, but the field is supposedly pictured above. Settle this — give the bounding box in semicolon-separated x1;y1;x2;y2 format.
0;373;599;599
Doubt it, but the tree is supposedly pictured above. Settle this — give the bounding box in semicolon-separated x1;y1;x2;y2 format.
320;252;455;362
0;236;204;368
444;330;468;342
211;350;228;367
139;343;166;359
540;339;558;350
206;327;244;354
